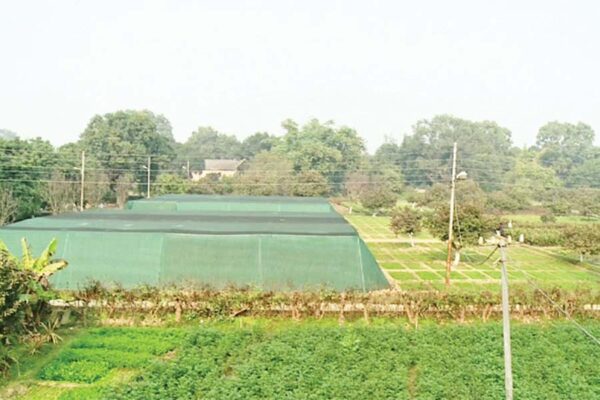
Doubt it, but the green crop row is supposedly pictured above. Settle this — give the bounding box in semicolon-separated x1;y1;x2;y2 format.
102;321;600;400
38;328;183;383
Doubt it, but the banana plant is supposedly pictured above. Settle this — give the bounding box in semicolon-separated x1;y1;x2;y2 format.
0;239;68;283
19;238;68;282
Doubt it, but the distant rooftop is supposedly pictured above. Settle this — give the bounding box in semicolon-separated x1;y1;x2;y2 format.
203;159;245;171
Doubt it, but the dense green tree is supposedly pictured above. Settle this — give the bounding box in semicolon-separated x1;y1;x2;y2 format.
275;119;365;187
398;115;514;190
79;110;175;191
290;170;330;197
236;152;294;196
178;127;242;168
501;149;562;205
240;132;279;159
0;137;58;219
536;121;595;181
566;151;600;188
373;138;402;165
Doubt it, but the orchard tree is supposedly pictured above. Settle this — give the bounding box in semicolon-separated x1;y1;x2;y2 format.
425;180;495;266
564;224;600;262
359;187;397;216
390;207;422;246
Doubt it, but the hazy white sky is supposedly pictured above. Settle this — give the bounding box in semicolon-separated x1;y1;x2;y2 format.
1;0;599;152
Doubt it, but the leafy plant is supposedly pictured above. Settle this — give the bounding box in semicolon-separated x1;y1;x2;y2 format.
389;207;422;246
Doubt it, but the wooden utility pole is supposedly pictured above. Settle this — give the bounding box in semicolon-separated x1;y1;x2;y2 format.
79;151;85;211
445;142;458;286
499;238;513;400
146;156;151;198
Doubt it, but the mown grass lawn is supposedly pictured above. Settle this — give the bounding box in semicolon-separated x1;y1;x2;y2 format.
346;215;600;291
3;320;599;399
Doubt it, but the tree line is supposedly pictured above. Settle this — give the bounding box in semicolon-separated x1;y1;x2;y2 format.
1;111;599;223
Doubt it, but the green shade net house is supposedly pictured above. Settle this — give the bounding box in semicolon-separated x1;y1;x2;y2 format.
0;195;389;291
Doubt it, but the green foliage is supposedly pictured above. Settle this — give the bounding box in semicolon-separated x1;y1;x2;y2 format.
564;224;600;259
540;213;556;224
389;207;422;237
40;360;111;383
503;150;562;201
240;132;280;159
275;119;365;187
178;126;242;165
153;173;187;195
290;170;330;197
536;121;595;181
510;223;566;246
38;327;184;384
486;190;528;212
425;181;495;246
106;322;600;399
0;187;18;225
0;137;60;220
397;115;514;190
235;152;294;196
79;110;175;188
359;186;397;215
0;239;67;376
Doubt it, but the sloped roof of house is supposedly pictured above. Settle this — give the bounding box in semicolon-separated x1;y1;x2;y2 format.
204;159;245;171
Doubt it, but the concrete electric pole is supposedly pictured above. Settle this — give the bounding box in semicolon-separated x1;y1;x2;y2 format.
445;142;458;286
499;237;514;400
79;151;85;211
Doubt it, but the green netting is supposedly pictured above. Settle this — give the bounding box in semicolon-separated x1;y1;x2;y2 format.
127;195;336;213
0;195;389;291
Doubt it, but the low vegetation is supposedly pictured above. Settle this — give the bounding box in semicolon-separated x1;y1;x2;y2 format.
2;320;599;399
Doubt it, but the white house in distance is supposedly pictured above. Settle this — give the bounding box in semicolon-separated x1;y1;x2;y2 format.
191;159;246;181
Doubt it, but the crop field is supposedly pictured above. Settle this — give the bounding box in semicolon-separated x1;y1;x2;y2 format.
3;320;599;399
346;215;600;291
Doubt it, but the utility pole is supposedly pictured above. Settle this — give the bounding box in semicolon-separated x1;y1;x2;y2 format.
146;156;151;198
445;142;458;286
499;238;513;400
79;151;85;211
186;160;190;179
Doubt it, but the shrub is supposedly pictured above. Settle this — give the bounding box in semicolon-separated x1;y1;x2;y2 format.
540;213;557;224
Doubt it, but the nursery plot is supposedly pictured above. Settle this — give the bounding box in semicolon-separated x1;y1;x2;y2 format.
347;215;600;291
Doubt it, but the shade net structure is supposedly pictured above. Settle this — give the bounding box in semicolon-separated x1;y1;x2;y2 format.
0;195;389;292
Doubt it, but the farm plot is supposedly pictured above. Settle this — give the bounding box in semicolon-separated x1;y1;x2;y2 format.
1;328;186;400
347;215;600;291
7;321;598;399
